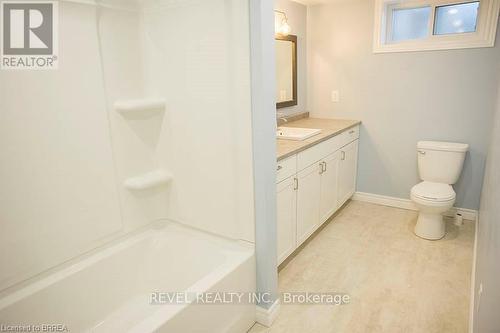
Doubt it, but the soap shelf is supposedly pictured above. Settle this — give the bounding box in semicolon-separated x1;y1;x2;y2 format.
114;98;165;115
124;170;172;191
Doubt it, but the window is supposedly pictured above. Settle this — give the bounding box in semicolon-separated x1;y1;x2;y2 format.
390;6;432;42
373;0;500;53
434;2;479;35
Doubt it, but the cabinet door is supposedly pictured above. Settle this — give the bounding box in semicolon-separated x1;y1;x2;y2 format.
319;151;340;224
296;163;322;246
338;140;359;207
277;176;297;265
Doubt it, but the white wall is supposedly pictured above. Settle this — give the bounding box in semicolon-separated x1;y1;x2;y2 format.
307;0;500;210
275;0;307;116
473;72;500;333
0;0;255;292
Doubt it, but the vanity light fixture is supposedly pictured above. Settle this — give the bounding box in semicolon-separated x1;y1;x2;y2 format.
275;10;291;36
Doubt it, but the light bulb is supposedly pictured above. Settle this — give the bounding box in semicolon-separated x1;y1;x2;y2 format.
280;20;291;36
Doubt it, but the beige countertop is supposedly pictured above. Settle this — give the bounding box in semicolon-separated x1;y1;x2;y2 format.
277;118;361;161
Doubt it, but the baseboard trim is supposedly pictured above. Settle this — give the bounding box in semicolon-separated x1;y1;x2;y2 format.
255;299;280;327
469;213;479;333
352;191;478;221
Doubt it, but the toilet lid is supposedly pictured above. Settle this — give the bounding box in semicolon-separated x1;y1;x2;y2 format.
411;181;456;202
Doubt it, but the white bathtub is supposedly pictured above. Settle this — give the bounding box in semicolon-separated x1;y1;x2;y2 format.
0;222;256;332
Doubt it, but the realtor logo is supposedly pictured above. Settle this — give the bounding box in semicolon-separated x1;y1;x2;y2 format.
1;1;58;69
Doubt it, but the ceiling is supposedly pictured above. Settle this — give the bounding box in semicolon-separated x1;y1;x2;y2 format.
291;0;348;6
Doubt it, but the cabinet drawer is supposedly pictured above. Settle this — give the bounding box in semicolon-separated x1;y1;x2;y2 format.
276;155;297;183
297;135;343;170
342;125;359;146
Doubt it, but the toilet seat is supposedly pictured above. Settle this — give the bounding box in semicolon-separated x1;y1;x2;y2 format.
411;181;456;202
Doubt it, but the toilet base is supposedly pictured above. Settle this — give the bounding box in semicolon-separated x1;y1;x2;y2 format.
414;212;446;240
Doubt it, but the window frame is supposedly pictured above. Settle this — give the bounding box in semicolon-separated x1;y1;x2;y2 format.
373;0;500;53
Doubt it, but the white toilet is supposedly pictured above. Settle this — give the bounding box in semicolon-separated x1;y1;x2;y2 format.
411;141;469;240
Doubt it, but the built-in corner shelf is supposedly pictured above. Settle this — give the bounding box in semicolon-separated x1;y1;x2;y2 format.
114;98;166;115
124;170;172;191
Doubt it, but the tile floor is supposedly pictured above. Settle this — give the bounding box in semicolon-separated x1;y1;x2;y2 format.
249;201;475;333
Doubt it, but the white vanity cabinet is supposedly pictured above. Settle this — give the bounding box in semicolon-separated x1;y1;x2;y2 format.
276;155;298;264
319;151;341;224
277;175;297;264
296;163;322;245
338;140;359;207
276;125;359;266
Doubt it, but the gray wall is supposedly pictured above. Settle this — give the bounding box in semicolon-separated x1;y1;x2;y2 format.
250;0;279;309
275;0;307;116
307;0;500;209
474;73;500;333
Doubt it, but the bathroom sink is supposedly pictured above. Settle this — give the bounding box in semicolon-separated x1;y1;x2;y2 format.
277;127;322;141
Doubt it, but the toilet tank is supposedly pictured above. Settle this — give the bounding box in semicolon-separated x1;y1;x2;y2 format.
417;141;469;184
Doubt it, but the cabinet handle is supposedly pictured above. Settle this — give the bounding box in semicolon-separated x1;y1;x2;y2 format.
277;165;283;171
349;130;355;134
341;151;346;160
293;177;298;190
319;162;327;174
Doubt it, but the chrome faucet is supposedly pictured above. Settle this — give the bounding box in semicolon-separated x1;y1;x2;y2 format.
277;112;288;127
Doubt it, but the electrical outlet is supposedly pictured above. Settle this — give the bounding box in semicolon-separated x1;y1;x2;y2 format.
331;90;340;103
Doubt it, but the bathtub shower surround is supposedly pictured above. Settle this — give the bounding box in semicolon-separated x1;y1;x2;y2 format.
0;0;256;331
0;222;255;332
97;0;255;241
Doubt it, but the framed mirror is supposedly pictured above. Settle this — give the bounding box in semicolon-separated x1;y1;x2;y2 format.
275;35;297;109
